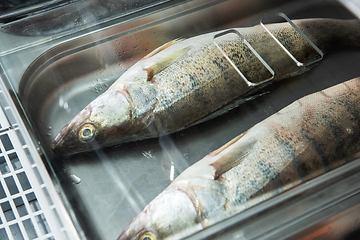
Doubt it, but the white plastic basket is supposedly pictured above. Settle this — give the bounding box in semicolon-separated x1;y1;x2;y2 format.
0;78;80;240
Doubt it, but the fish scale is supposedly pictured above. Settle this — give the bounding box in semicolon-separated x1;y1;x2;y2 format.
52;18;360;155
118;77;360;240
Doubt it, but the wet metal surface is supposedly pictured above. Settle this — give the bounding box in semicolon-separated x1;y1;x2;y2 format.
2;0;360;239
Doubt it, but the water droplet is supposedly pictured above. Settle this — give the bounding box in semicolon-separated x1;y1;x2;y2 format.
46;126;52;130
70;174;81;184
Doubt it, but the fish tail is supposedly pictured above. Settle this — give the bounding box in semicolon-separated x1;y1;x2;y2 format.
332;19;360;49
299;19;360;50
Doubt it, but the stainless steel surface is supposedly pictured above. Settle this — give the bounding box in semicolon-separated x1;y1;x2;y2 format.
1;0;360;239
0;0;172;37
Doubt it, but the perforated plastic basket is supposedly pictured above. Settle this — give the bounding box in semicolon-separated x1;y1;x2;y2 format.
0;77;80;240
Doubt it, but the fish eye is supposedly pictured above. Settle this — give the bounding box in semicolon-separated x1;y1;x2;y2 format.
78;124;96;143
139;232;156;240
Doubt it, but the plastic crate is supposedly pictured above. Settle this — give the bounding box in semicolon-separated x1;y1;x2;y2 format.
0;77;80;240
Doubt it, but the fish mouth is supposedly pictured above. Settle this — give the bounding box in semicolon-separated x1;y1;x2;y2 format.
51;125;78;156
51;107;92;156
51;127;96;156
51;89;133;156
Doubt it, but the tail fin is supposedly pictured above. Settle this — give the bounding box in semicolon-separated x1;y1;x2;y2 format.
296;18;360;51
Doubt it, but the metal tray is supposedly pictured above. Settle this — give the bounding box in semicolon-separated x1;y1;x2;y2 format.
3;0;360;239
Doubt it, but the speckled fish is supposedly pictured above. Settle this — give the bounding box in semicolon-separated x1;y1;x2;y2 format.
118;77;360;240
52;18;360;155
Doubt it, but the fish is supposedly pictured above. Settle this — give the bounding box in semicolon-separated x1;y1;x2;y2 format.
52;18;360;155
117;77;360;240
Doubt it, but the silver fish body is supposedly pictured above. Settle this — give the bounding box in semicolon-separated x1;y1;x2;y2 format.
52;18;360;155
118;77;360;240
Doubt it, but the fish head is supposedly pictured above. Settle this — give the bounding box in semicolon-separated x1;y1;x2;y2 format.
51;89;133;155
118;188;202;240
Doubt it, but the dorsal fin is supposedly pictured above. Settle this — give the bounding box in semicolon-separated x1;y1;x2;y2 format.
173;129;256;183
142;38;184;60
210;131;257;179
144;46;191;82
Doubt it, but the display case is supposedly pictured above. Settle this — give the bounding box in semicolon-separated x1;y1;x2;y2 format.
0;0;360;239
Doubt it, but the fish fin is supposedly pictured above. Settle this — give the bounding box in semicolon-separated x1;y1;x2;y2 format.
210;134;257;179
209;131;249;156
175;131;255;182
142;38;184;60
144;46;191;82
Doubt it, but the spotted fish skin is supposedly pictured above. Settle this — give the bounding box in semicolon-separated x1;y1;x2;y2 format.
118;77;360;240
52;18;360;155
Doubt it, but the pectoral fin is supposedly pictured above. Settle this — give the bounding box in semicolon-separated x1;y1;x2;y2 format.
145;46;191;82
210;133;256;179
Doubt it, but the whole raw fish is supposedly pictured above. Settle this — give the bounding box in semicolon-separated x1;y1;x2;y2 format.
118;77;360;240
52;18;360;155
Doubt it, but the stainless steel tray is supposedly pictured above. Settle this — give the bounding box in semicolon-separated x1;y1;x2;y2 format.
2;0;360;239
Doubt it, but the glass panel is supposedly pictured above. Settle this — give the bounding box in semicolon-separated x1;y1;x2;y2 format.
4;109;16;126
9;223;24;240
14;197;28;217
15;129;26;146
0;228;9;240
0;182;6;199
23;148;34;165
0;134;13;151
35;214;51;235
26;192;41;213
22;219;38;240
0;156;9;174
32;167;44;185
4;176;19;195
16;172;31;191
1;201;15;221
42;187;53;205
0;93;6;107
9;152;22;170
53;208;64;228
